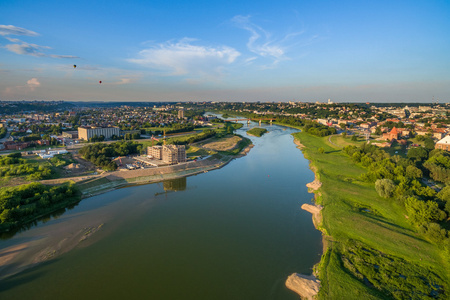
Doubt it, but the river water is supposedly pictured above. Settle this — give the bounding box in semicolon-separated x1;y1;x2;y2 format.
0;123;322;300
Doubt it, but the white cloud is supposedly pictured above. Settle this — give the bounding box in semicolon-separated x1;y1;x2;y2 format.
27;78;40;90
115;78;132;84
3;77;41;96
0;25;39;36
128;39;240;79
49;54;79;59
0;24;79;59
4;42;49;56
3;41;79;59
110;77;139;85
231;15;307;66
5;37;21;43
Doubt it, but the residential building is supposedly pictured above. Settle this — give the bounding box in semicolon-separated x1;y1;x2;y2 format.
435;136;450;151
78;126;120;140
148;145;163;159
62;131;79;139
162;144;186;164
148;144;186;164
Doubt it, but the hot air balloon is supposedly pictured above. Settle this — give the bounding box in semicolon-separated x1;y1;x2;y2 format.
73;65;76;68
99;81;102;84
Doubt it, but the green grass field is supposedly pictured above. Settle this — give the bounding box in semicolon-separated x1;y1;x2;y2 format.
293;131;449;299
185;146;214;157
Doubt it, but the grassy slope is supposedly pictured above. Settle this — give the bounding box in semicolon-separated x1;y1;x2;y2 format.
293;131;449;299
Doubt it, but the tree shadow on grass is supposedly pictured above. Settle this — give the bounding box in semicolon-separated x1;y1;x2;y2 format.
361;212;424;242
325;150;341;154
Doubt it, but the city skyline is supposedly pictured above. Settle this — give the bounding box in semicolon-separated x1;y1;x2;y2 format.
1;0;449;102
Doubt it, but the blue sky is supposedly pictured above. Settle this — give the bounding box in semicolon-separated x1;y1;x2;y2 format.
1;0;449;102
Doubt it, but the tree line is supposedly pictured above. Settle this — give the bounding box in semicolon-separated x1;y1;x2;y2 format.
344;143;450;247
78;141;143;171
0;153;53;180
0;182;79;231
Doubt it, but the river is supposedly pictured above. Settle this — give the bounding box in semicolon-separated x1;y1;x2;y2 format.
0;122;322;299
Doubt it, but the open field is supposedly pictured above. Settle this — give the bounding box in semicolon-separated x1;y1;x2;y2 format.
330;134;409;157
185;146;213;157
202;135;242;151
293;131;449;299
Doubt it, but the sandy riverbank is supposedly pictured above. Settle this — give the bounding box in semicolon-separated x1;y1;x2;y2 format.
305;165;322;191
0;219;105;280
0;143;254;281
293;139;305;149
80;143;254;198
285;273;321;300
286;136;324;300
301;203;323;229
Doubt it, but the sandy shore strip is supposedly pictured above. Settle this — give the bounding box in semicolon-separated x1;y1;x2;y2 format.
293;139;305;149
285;273;321;300
306;166;322;191
301;203;323;229
0;221;104;280
290;136;324;299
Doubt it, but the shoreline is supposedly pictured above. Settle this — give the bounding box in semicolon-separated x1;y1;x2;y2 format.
0;143;254;281
286;133;324;300
80;143;254;199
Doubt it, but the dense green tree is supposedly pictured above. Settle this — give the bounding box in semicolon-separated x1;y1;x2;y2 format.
407;147;428;162
375;179;396;198
437;186;450;214
419;222;448;244
405;165;423;179
375;126;382;135
405;197;446;225
424;138;435;150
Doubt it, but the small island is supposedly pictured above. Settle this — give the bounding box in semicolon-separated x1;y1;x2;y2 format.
246;128;268;137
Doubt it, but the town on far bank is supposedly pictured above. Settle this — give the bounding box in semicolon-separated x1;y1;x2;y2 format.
1;100;450;299
1;100;449;153
0;100;449;174
0;100;449;225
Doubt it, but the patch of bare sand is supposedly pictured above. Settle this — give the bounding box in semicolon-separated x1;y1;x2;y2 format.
306;166;322;192
301;204;323;229
0;222;104;280
202;136;242;151
286;273;321;300
293;139;305;149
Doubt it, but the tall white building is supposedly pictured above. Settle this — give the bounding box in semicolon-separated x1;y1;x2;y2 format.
78;126;120;140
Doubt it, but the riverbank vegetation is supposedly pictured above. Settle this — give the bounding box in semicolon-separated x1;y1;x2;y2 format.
210;109;337;137
246;127;267;137
0;182;80;233
0;153;79;188
78;141;143;171
293;131;449;299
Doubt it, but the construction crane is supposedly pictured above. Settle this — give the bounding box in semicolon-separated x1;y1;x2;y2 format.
163;129;166;145
151;135;159;146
